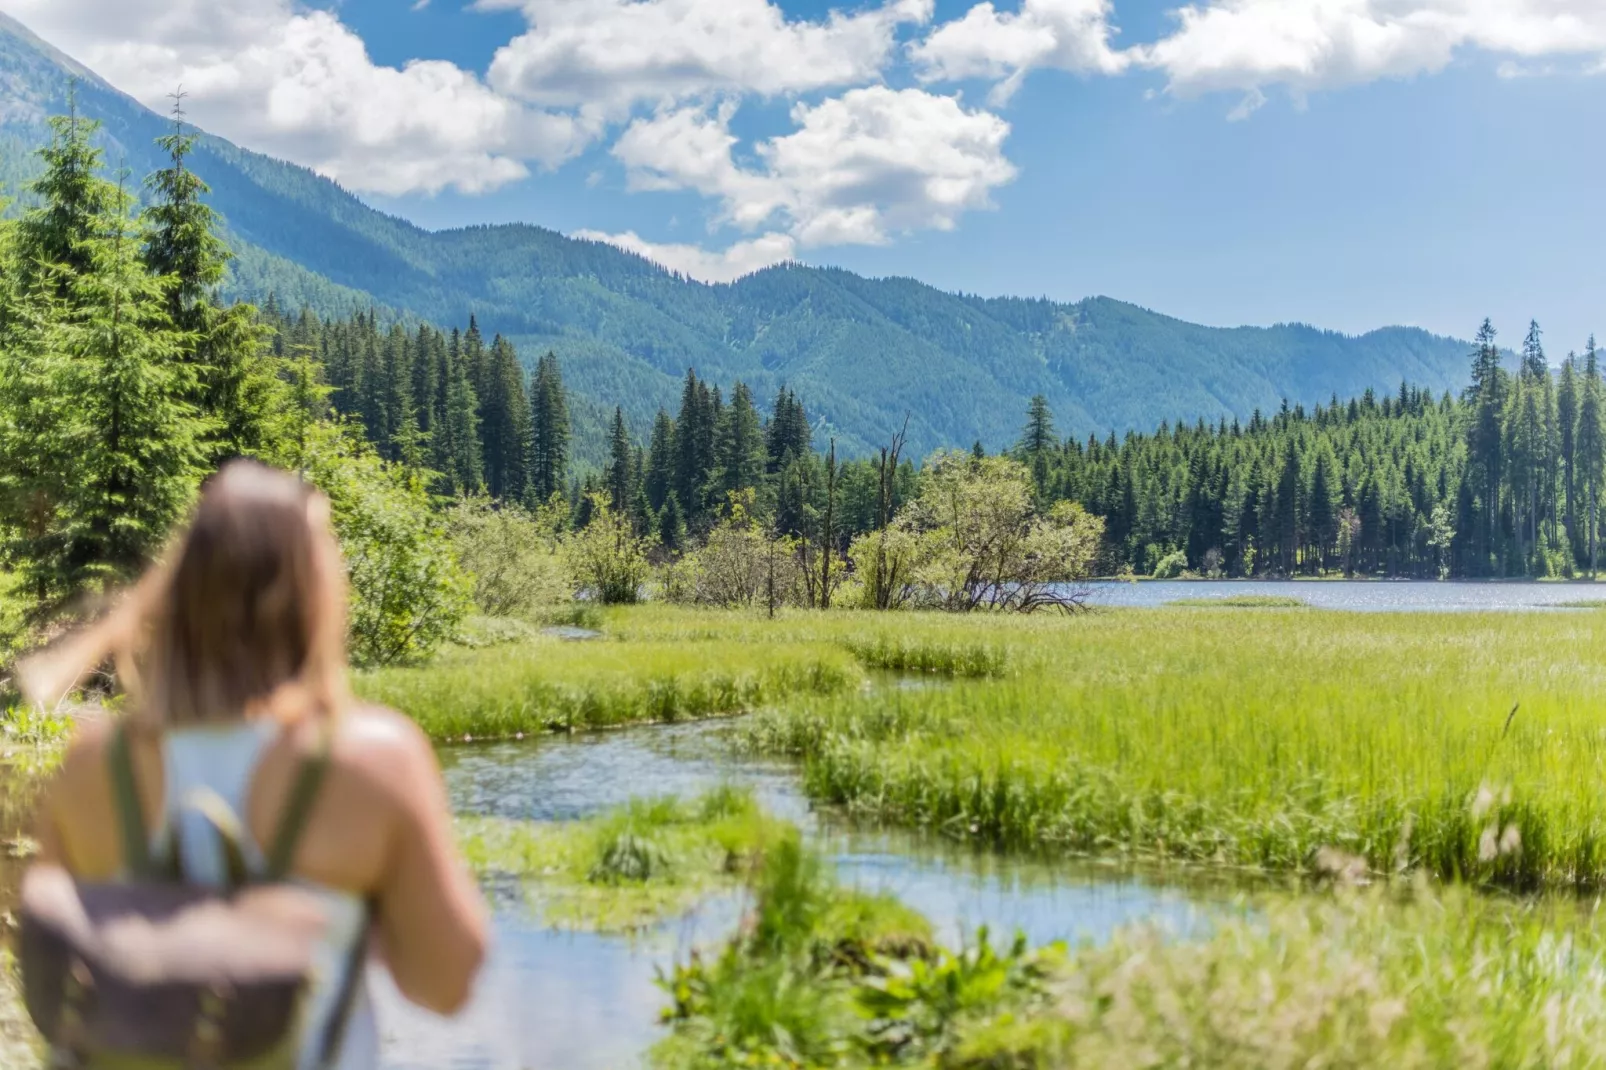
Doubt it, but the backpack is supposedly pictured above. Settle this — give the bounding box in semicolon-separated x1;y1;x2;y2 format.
18;723;367;1069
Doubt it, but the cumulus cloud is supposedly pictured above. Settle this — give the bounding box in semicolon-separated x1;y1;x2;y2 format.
573;229;797;283
483;0;934;115
911;0;1130;103
1135;0;1606;100
0;0;590;195
613;87;1017;248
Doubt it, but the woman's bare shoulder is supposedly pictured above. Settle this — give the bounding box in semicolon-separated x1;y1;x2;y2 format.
322;705;440;802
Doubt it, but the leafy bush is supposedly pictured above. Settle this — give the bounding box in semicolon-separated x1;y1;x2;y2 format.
562;494;652;605
445;496;567;617
848;454;1105;612
1151;549;1188;579
667;501;804;609
302;422;469;667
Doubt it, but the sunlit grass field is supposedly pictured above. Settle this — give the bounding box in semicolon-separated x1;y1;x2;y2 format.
354;633;863;740
734;607;1606;890
367;603;1606;890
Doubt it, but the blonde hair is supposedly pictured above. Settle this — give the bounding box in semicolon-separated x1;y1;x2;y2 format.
21;461;349;726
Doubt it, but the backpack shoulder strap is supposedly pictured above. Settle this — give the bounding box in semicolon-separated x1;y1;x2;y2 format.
106;723;152;879
265;723;334;882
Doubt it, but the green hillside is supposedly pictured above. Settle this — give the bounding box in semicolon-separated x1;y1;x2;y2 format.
0;11;1475;455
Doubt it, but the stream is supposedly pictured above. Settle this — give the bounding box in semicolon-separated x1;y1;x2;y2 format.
372;720;1243;1070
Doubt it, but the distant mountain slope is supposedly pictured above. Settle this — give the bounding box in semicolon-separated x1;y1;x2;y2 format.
0;12;1475;455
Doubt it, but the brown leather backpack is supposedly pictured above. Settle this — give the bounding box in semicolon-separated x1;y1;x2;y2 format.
18;724;367;1069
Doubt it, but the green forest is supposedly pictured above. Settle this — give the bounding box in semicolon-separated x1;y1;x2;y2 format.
0;95;1599;689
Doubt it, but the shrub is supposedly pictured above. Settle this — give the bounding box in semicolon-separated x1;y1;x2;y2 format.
562;494;652;605
669;501;805;609
446;495;567;617
303;422;469;667
1151;549;1188;579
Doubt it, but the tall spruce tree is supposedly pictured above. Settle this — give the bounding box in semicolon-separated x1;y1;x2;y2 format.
1466;319;1507;574
674;369;715;525
1581;338;1605;578
15;175;209;606
528;351;570;503
714;382;767;511
645;409;676;512
481;335;531;500
141;95;273;459
605;407;633;513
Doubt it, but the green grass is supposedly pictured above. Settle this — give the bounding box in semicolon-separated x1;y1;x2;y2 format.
737;608;1606;891
1167;594;1308;608
661;876;1606;1068
457;787;787;931
356;633;863;742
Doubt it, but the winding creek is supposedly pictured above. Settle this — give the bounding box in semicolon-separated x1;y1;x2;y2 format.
372;719;1244;1070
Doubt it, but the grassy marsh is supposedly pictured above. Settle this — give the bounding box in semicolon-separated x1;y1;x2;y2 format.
736;608;1606;890
357;633;863;742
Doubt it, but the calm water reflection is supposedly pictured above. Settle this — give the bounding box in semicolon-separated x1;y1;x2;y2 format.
1086;579;1606;612
376;721;1235;1070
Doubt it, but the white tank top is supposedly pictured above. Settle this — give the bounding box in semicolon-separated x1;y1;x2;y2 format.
155;722;379;1070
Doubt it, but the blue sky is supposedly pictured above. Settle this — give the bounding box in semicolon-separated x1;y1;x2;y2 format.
7;0;1605;351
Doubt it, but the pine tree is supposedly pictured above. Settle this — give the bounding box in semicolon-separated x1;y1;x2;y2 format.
765;387;811;472
434;330;482;493
645;409;676;512
15;88;114;295
1580;338;1605;578
1466;319;1507;574
23;180;210;604
714;381;767;511
1020;395;1057;498
481;335;530;500
674;369;714;524
605;407;633;513
1559;354;1580;559
141;94;273;459
528;351;570;503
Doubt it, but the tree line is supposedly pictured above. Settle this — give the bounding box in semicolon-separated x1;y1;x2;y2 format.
1013;320;1605;579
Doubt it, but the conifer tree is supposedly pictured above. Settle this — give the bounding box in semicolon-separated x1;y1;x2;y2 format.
15;89;113;295
12;177;209;605
434;330;482;493
481;335;530;500
1466;319;1507;574
528;351;570;503
674;369;715;524
142;95;273;459
645;409;676;512
714;382;767;511
765;387;811;472
1580;338;1605;578
1559;354;1580;556
605;407;633;513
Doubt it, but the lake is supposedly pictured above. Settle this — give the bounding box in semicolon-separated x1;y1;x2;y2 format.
1084;579;1606;612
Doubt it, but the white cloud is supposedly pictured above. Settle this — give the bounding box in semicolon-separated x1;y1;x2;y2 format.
1135;0;1606;100
484;0;934;115
0;0;590;196
912;0;1130;103
573;229;797;283
613;87;1017;248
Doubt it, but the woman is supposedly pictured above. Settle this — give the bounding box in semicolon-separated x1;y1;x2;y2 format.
22;460;488;1068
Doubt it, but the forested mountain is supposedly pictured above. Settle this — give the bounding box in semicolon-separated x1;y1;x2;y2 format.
0;11;1477;457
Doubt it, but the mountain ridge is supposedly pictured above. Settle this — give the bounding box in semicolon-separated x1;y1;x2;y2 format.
0;11;1477;455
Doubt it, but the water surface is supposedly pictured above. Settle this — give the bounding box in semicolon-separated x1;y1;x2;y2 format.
1086;579;1606;612
375;721;1236;1070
